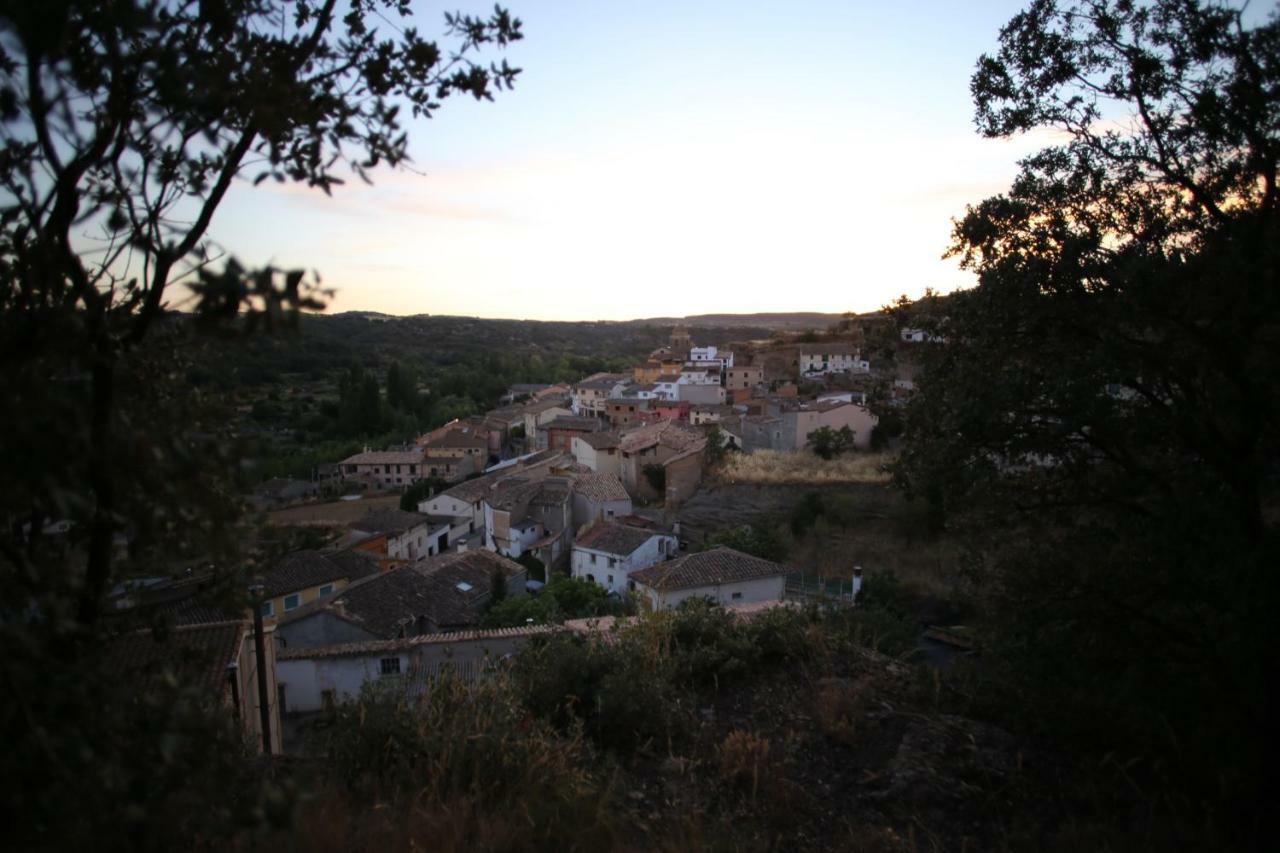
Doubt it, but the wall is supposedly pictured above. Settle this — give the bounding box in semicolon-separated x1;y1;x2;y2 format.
663;452;705;505
571;534;675;595
231;624;283;753
644;574;786;610
277;634;544;715
677;384;726;405
264;579;351;622
571;493;633;528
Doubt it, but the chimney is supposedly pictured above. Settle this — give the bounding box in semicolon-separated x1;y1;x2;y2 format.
851;567;863;602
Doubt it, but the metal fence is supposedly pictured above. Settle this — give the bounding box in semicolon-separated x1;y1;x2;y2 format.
785;571;859;602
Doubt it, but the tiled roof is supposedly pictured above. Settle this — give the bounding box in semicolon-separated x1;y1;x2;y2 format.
259;549;378;599
629;547;790;591
572;472;629;502
340;449;425;466
574;521;660;556
101;620;246;700
543;416;604;432
278;624;564;661
349;507;431;536
521;396;573;415
426;430;488;449
575;374;626;391
279;550;525;638
576;431;620;450
618;420;706;454
438;452;564;504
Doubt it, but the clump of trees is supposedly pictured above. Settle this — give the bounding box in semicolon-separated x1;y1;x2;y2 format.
0;0;522;845
896;0;1277;842
807;425;856;459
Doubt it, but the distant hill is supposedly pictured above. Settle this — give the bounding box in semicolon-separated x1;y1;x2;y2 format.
632;312;852;329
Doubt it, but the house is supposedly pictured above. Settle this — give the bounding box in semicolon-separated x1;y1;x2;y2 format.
629;547;790;610
570;431;622;477
419;451;476;483
570;521;678;596
275;624;561;713
337;447;430;490
676;382;726;406
739;400;878;452
103;619;282;753
724;364;764;391
799;345;869;375
689;344;734;370
275;550;527;651
422;428;490;463
690;404;734;426
605;396;649;427
348;508;442;562
483;476;575;568
617;419;707;503
521;397;574;448
499;383;552;404
571;373;628;417
570;471;632;527
417;450;567;545
257;549;380;620
539;415;605;454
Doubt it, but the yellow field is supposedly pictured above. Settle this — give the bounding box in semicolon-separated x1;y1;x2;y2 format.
715;450;893;486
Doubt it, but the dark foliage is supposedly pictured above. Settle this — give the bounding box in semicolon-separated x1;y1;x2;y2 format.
896;1;1277;842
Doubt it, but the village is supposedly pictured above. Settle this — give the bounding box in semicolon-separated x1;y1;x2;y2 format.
109;320;927;753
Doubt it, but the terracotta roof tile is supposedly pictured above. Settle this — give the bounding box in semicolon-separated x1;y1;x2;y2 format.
629;547;790;591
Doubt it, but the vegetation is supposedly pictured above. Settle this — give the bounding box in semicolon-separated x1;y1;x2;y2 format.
806;424;856;459
482;575;627;627
896;0;1277;845
717;449;892;485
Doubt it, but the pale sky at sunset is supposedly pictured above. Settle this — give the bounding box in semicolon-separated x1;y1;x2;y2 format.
209;0;1045;321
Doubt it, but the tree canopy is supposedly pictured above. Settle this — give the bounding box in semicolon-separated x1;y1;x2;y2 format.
896;0;1276;837
0;2;522;846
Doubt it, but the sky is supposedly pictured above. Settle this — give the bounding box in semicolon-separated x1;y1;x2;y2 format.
209;0;1047;321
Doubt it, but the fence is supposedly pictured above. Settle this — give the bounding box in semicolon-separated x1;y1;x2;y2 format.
785;571;860;603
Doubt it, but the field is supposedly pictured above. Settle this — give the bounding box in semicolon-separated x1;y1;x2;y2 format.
715;449;893;486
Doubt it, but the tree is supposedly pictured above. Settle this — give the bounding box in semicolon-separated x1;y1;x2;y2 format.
642;462;666;494
896;0;1276;837
0;2;522;844
806;425;854;459
704;425;730;467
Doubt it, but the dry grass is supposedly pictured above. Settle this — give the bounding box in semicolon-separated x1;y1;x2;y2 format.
715;450;894;486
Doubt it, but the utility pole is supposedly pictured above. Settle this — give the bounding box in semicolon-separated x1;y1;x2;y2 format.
249;584;273;756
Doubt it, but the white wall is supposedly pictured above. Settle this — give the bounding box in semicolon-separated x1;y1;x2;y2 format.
643;574;786;610
570;534;676;595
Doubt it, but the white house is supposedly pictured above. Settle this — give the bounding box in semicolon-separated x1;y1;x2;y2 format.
799;347;869;375
689;345;733;369
570;521;678;596
276;625;561;713
629;547;789;610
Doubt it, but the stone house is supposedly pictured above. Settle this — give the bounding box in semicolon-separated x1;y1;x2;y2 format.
570;431;622;478
348;508;442;562
570;471;632;527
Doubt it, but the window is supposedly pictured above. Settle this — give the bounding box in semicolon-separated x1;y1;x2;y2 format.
260;600;274;618
731;592;743;601
283;593;300;611
608;558;617;568
379;658;401;676
607;575;614;584
318;584;334;597
590;553;597;565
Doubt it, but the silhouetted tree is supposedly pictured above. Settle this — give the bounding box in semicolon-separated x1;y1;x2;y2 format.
0;1;522;845
896;0;1277;839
